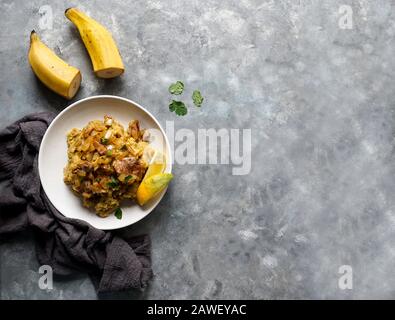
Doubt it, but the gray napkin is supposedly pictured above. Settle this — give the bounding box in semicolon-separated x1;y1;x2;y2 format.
0;112;153;293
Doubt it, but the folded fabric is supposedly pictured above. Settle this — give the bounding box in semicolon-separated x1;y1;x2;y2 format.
0;112;153;293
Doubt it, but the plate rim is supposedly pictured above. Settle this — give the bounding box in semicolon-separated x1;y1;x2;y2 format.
38;94;172;230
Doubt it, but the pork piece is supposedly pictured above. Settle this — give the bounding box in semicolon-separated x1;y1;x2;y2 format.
79;161;93;172
113;158;146;180
81;180;92;194
113;157;137;175
83;126;94;137
93;140;107;155
128;120;141;140
129;161;146;180
72;161;93;177
96;164;113;175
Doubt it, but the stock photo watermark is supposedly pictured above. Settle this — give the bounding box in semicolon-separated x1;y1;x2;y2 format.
338;5;353;30
38;5;53;30
147;121;252;176
338;265;353;290
38;265;53;290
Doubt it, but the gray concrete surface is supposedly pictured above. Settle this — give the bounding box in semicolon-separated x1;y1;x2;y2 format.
1;0;395;299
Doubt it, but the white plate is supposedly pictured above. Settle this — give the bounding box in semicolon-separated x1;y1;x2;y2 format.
39;95;172;230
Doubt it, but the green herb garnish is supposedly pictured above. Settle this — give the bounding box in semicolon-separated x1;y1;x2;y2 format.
192;90;204;107
106;150;113;157
169;100;188;116
107;176;119;189
101;137;109;145
169;81;184;95
114;207;122;219
124;175;133;183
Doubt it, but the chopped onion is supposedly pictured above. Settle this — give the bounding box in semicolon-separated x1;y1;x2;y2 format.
142;130;151;142
104;129;112;140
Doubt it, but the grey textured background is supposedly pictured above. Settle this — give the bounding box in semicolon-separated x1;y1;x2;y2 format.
1;0;395;299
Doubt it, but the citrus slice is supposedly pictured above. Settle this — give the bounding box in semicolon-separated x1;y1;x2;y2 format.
137;173;173;206
144;151;166;180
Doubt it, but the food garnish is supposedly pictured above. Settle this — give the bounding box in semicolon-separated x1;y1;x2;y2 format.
137;173;173;206
114;207;122;219
136;151;170;205
107;176;119;189
169;100;188;116
168;81;184;95
168;81;204;115
192;90;204;107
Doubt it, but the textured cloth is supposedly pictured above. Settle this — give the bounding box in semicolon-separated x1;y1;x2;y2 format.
0;112;152;293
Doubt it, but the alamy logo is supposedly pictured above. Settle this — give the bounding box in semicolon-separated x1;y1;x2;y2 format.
38;265;53;290
338;5;353;30
153;121;252;176
338;265;353;290
38;5;53;30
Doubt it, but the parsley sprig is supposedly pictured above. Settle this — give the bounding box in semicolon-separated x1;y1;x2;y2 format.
169;100;188;116
192;90;204;107
107;176;119;189
114;207;122;219
168;81;184;95
125;175;133;183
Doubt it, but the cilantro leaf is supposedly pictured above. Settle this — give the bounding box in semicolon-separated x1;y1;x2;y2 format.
107;176;119;189
114;207;122;219
192;90;204;107
125;175;133;183
101;137;109;145
169;81;184;95
169;100;188;116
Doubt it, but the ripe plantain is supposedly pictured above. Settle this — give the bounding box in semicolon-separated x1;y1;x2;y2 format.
65;8;124;79
28;31;81;99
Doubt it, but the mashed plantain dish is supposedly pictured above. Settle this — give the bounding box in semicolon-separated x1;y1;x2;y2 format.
63;115;152;217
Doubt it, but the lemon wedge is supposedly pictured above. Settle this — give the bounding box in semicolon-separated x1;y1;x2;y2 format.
145;151;166;179
137;173;173;206
137;151;171;206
